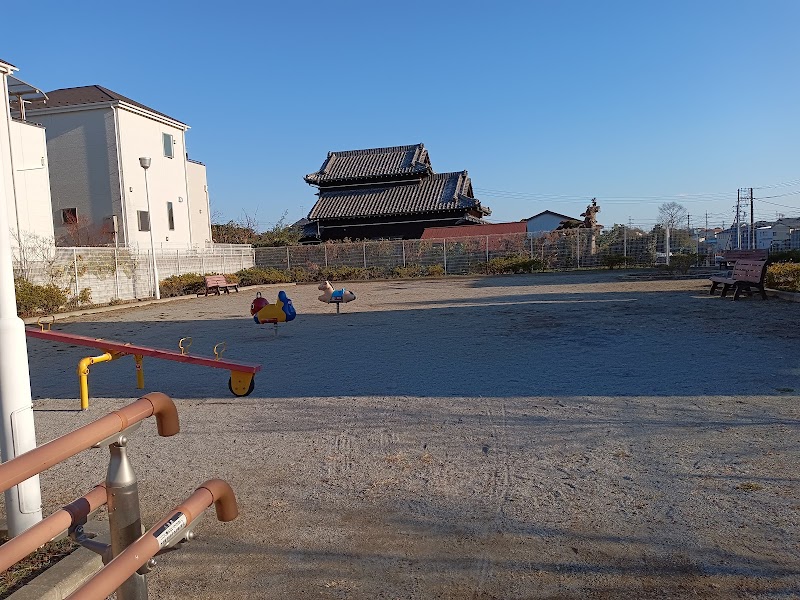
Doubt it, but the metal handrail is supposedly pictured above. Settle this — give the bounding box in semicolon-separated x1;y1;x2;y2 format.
0;484;107;572
65;479;238;600
0;393;179;494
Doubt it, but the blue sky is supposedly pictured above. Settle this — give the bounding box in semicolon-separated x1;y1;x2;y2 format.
5;0;799;232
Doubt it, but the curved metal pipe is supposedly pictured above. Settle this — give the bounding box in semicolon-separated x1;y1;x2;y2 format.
0;393;179;493
0;484;107;572
65;479;238;600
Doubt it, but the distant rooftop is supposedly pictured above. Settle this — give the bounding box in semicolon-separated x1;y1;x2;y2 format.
305;144;432;186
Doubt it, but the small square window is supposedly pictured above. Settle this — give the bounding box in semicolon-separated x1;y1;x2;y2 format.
167;202;175;230
138;210;150;232
163;133;174;159
61;208;77;224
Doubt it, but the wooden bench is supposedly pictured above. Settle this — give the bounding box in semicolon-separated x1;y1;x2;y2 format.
709;259;768;300
198;275;239;296
715;249;768;269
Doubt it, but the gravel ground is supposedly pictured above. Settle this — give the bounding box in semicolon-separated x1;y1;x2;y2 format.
11;271;800;599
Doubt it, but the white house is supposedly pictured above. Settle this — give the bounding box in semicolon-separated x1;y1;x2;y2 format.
25;85;212;248
1;61;55;248
525;210;580;235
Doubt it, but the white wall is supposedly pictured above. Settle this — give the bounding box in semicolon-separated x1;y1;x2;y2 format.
527;213;574;234
186;160;212;245
116;108;191;249
31;107;119;244
8;120;54;243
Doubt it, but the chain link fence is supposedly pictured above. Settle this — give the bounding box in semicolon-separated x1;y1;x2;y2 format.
13;246;255;305
255;230;667;275
12;229;686;307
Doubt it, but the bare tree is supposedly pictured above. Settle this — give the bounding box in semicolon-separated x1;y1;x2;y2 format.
658;202;688;230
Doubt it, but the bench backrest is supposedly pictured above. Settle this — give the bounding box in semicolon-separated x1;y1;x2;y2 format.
731;259;767;283
205;275;229;286
722;249;768;262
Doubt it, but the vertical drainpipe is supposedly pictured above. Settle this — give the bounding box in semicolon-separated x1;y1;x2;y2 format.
112;106;129;247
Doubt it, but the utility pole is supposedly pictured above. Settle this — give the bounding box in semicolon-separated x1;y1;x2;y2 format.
749;187;754;250
735;189;742;250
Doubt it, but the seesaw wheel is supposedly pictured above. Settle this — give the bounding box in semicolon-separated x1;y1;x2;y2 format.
228;376;255;397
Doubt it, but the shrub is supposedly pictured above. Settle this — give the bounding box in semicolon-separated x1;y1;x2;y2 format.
14;278;68;316
484;255;542;274
767;250;800;264
669;254;698;275
392;264;424;278
65;288;93;310
159;273;206;297
601;254;627;269
234;267;292;286
766;262;800;292
426;265;445;277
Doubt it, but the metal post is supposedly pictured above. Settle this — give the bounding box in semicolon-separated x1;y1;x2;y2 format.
73;249;79;297
139;159;160;300
665;226;671;265
0;75;42;533
401;241;406;267
529;235;534;259
114;249;120;300
623;224;627;259
201;253;205;275
443;239;447;274
222;253;226;274
106;439;148;599
363;241;367;270
286;247;290;270
486;236;489;263
176;249;180;275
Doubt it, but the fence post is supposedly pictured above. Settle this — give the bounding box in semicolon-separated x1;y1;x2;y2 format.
324;244;328;268
576;231;580;268
222;253;226;274
114;249;120;300
106;439;148;598
176;249;181;275
201;253;205;275
443;239;447;274
286;246;290;270
252;248;256;269
486;236;489;264
530;235;534;259
73;249;80;296
363;241;367;270
240;251;243;271
401;241;406;267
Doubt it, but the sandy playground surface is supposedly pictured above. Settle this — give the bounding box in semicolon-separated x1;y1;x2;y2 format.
13;271;800;599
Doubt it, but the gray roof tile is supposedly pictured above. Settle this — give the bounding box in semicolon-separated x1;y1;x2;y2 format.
305;143;431;185
309;171;489;220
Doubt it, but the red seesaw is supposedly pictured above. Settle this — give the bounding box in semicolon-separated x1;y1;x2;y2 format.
26;324;261;409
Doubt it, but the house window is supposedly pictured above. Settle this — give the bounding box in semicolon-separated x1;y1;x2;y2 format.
167;202;175;230
61;208;78;224
137;210;150;232
163;133;174;159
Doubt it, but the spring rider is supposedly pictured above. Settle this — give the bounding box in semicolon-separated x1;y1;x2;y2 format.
318;280;356;314
250;291;296;334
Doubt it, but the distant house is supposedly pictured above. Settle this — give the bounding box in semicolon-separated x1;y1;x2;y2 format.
1;59;55;246
421;221;527;239
525;210;580;235
303;144;491;241
25;85;212;248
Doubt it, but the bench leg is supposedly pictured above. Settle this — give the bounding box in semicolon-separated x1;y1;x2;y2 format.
759;285;768;300
710;282;719;295
721;283;731;298
733;284;742;301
